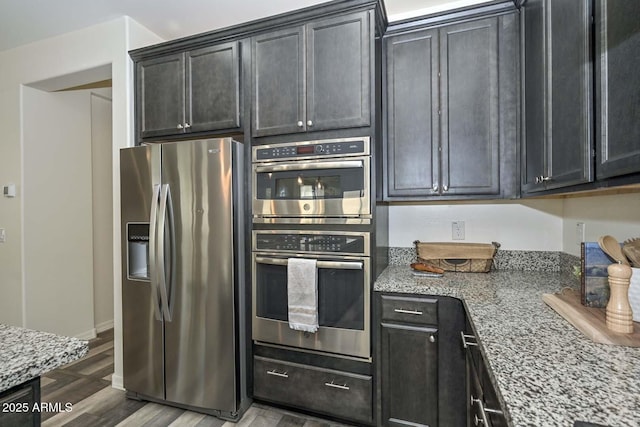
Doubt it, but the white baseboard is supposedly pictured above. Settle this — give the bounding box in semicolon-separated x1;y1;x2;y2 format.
75;328;97;340
111;374;124;390
95;319;114;333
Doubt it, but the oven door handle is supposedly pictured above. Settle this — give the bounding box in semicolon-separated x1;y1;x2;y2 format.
255;256;363;270
254;160;363;173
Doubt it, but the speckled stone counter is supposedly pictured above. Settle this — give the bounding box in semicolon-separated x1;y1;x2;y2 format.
375;266;640;427
0;324;88;393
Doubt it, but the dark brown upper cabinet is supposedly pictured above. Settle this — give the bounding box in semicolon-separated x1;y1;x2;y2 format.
521;0;594;193
384;12;519;200
252;11;371;138
136;41;241;140
595;0;640;180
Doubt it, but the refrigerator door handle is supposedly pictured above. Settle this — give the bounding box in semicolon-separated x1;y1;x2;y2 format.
149;184;163;321
157;183;174;322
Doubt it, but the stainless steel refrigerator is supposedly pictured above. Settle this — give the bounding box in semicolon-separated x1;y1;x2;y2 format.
120;138;248;420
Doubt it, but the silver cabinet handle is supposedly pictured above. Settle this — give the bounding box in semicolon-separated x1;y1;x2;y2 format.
429;335;436;343
443;184;449;192
394;308;423;315
324;381;349;390
461;331;478;348
266;370;288;378
474;414;485;426
297;121;304;127
307;120;313;127
184;122;191;129
535;175;552;184
432;183;439;192
176;123;183;129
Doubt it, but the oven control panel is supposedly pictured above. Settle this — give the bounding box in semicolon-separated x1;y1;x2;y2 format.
253;137;369;162
253;231;368;256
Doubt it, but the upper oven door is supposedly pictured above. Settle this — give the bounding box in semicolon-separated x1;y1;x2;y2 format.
252;156;371;223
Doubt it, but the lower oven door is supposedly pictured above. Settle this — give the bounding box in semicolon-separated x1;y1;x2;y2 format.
252;254;371;359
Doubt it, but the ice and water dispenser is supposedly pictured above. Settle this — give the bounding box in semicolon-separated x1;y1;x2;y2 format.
127;223;150;280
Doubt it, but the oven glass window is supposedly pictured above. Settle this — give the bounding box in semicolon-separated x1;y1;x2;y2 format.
256;167;364;200
255;262;365;330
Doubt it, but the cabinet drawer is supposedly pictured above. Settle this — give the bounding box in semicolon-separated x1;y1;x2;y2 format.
254;356;372;424
381;295;438;325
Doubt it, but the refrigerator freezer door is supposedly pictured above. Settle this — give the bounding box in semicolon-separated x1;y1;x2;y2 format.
161;139;237;412
120;144;164;400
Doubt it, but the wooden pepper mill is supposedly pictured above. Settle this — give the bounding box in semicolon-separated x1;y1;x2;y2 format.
606;263;634;333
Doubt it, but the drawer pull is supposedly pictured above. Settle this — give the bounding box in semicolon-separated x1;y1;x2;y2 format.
266;369;289;378
461;331;478;348
394;308;423;315
324;380;350;390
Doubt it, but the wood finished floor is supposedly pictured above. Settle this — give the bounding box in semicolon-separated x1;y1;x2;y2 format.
40;330;353;427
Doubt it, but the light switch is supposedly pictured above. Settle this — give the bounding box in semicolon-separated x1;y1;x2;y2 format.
0;229;5;243
3;184;16;197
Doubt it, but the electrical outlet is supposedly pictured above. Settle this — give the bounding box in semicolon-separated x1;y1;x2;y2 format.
0;228;5;243
452;221;465;240
576;222;586;245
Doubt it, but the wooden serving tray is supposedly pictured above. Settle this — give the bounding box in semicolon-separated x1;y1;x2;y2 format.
543;289;640;347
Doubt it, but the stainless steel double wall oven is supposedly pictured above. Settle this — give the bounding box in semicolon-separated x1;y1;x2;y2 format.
251;137;373;360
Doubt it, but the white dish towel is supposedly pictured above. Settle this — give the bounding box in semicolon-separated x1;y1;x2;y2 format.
287;258;319;333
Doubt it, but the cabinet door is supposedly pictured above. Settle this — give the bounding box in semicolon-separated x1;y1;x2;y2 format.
137;53;186;139
186;42;240;133
547;0;593;188
252;26;305;137
0;377;40;427
306;11;371;132
381;323;438;427
440;17;500;196
521;0;546;193
595;0;640;179
385;29;439;198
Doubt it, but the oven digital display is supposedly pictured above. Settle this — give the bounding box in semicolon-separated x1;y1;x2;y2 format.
296;145;315;155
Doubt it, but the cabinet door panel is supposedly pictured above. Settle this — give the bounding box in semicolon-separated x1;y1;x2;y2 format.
441;18;500;195
187;42;240;132
521;0;546;192
596;0;640;179
385;29;439;197
547;0;593;188
252;27;305;137
137;54;185;139
307;11;370;131
381;323;438;427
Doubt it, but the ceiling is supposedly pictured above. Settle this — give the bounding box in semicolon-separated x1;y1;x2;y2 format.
0;0;490;53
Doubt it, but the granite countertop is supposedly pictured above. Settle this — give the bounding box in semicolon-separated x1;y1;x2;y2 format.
0;324;88;393
375;266;640;427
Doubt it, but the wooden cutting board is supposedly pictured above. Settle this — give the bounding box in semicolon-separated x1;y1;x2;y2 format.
542;289;640;347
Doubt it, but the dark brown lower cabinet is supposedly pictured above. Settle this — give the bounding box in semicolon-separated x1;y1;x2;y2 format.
378;294;466;427
381;322;438;426
462;318;508;427
253;356;373;425
0;377;41;427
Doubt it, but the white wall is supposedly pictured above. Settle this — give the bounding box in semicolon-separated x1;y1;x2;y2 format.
91;91;114;332
562;193;640;256
389;199;564;250
22;87;95;338
0;16;163;390
389;193;640;256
